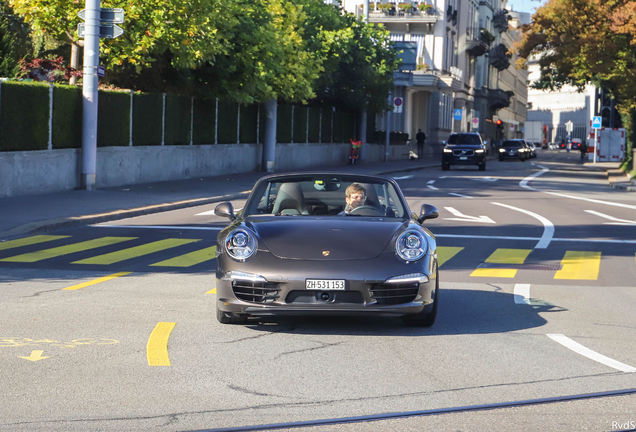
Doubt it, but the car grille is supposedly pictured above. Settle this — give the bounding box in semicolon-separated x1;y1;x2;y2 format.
453;149;474;156
369;282;419;305
232;281;281;304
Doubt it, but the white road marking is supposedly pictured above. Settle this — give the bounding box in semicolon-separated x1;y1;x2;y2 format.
427;185;439;190
514;284;531;305
522;165;636;210
443;207;495;224
393;175;414;180
92;225;223;231
427;180;435;184
435;234;636;244
473;177;498;182
491;202;554;249
547;334;636;373
448;193;473;198
584;210;636;226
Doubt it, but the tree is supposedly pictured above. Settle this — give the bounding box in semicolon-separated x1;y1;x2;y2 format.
0;0;31;76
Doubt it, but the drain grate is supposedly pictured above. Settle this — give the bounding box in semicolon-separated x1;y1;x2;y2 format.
477;262;563;271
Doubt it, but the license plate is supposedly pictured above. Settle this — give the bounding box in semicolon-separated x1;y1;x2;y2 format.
509;151;514;155
306;279;345;290
459;156;468;160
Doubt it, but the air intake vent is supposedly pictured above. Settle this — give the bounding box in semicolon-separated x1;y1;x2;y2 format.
370;282;419;305
232;281;281;304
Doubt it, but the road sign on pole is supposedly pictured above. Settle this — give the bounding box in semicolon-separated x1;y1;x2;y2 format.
454;109;462;121
565;121;574;133
592;116;601;164
472;117;479;130
77;23;124;39
78;8;124;23
592;116;602;129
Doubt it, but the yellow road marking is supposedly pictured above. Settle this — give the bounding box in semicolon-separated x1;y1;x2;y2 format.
437;246;464;267
206;288;217;294
62;272;132;291
471;248;532;278
0;235;69;251
18;350;50;362
150;246;217;267
72;238;200;265
147;322;176;367
555;251;601;280
0;237;137;263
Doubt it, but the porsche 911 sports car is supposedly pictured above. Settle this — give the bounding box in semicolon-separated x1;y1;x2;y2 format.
214;173;439;326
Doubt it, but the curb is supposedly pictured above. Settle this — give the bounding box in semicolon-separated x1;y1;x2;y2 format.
607;169;636;192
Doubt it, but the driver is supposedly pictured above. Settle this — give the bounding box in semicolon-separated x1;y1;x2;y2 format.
339;183;367;215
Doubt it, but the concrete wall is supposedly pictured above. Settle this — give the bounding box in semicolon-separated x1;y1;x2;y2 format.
0;142;410;197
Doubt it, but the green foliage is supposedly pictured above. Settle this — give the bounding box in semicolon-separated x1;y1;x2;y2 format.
293;106;308;143
276;104;293;143
0;81;48;151
0;1;31;77
217;99;238;144
132;92;162;146
239;104;258;144
192;98;216;145
52;84;82;149
164;94;191;145
97;90;130;147
620;108;635;172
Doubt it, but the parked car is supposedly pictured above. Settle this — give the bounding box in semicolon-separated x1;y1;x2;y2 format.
571;138;582;149
441;132;487;171
214;173;440;327
498;139;529;161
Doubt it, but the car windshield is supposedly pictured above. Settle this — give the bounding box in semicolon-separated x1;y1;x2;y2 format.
447;134;482;145
502;140;523;148
243;175;408;218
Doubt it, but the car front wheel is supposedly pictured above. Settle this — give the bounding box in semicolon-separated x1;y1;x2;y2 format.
478;161;486;171
441;162;450;171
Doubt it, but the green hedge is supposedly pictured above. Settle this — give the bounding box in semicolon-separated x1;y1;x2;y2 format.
308;107;320;143
0;82;49;151
165;94;191;145
217;99;238;144
240;104;258;144
193;98;216;144
293;106;308;143
320;108;332;143
52;84;82;149
277;104;292;143
97;90;130;147
132;92;162;146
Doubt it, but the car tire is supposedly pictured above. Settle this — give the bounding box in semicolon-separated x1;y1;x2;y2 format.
498;157;504;162
520;156;526;162
402;264;438;327
478;161;486;171
441;162;450;171
217;305;248;324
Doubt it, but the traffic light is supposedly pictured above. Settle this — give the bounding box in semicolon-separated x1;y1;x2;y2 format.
496;119;503;130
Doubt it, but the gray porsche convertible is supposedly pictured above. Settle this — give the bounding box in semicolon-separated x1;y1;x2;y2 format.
213;173;440;326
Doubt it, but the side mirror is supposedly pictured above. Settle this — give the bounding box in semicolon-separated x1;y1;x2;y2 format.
484;140;488;145
442;140;446;145
418;204;439;223
214;202;236;221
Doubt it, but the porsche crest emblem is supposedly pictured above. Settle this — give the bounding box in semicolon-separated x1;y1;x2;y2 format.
322;251;330;256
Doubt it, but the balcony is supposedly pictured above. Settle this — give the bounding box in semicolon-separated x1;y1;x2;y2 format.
466;28;493;57
493;10;510;33
369;7;439;25
488;43;511;71
487;88;512;110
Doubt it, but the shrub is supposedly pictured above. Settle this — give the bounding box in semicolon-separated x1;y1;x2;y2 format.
0;82;49;151
52;84;82;149
98;90;130;147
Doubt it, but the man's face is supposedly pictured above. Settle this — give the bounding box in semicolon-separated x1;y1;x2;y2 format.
346;192;366;210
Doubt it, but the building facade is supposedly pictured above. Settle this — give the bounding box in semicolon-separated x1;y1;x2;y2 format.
336;0;528;147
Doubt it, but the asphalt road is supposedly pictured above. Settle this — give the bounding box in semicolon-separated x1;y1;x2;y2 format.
1;149;635;432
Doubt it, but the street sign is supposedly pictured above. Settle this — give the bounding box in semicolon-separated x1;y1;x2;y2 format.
77;23;124;39
565;120;574;133
97;66;105;77
78;8;125;24
393;97;403;113
472;117;479;130
592;116;602;129
454;109;462;121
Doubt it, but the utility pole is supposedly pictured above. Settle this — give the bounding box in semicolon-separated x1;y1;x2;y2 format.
359;0;370;162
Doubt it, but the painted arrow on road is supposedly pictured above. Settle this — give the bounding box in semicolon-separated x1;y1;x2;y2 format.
19;350;50;362
443;207;495;224
584;210;636;226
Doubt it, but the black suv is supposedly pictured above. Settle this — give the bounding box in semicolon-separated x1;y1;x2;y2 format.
441;133;487;171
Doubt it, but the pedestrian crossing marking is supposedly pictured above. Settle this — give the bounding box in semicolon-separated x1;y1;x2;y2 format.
72;238;200;265
0;235;69;251
63;272;132;290
150;246;217;267
470;248;532;278
437;246;464;268
0;237;137;263
554;251;601;280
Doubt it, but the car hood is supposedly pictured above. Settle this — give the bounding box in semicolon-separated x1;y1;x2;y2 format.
247;218;407;260
446;145;482;149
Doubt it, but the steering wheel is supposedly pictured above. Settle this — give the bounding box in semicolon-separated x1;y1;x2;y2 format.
349;205;384;216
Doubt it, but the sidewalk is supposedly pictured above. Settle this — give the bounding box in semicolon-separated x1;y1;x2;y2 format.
0;156;440;239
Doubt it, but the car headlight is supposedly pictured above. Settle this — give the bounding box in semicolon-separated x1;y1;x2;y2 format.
499;148;505;152
395;231;427;262
475;149;485;153
225;228;258;261
443;148;453;153
519;148;526;152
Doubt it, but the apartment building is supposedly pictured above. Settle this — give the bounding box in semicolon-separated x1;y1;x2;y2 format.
336;0;528;146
